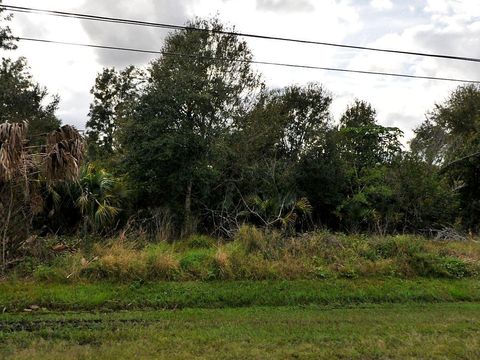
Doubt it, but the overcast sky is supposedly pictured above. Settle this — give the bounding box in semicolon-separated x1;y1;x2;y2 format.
4;0;480;142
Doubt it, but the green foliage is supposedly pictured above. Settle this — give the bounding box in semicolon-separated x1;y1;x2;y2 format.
0;1;17;50
183;234;217;249
367;235;425;260
235;224;269;253
119;18;262;233
386;155;459;231
412;84;480;231
338;100;403;170
239;84;332;159
0;57;60;141
12;232;480;283
32;265;64;282
76;165;128;234
87;66;145;161
45;165;128;234
179;249;215;279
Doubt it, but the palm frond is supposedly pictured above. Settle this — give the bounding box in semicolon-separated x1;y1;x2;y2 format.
45;125;85;183
0;121;28;181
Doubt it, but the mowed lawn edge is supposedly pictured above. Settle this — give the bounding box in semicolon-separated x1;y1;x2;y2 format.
1;278;479;312
3;303;480;359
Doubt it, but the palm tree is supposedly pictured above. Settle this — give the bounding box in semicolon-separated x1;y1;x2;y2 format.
76;164;128;234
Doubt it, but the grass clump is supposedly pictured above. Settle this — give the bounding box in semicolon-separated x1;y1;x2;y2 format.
86;242;148;281
145;244;179;280
179;249;216;280
235;225;268;253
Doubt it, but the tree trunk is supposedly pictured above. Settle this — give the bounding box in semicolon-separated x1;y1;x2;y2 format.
183;179;194;236
2;184;14;274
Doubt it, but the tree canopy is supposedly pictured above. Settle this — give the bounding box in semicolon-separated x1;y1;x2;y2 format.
0;57;61;141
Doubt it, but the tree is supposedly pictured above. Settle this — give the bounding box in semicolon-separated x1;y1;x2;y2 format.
338;100;403;170
238;84;332;160
87;66;145;161
0;0;17;51
411;84;480;230
221;84;333;233
335;100;404;233
0;57;61;141
119;18;262;233
76;165;128;234
0;123;84;272
386;155;458;232
295;130;346;229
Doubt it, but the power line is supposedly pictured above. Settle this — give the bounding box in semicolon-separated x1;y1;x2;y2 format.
18;37;480;84
4;4;480;64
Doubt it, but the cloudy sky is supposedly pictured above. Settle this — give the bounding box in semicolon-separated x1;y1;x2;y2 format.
4;0;480;142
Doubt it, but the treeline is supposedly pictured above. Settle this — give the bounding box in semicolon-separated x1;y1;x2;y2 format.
1;15;480;246
83;19;477;236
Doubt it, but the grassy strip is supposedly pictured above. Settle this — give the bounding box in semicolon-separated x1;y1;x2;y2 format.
1;278;480;312
2;303;480;359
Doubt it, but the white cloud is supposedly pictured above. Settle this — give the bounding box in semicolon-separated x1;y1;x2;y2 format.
370;0;393;11
5;0;478;144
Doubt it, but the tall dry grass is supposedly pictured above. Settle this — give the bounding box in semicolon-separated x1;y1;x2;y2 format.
16;229;480;282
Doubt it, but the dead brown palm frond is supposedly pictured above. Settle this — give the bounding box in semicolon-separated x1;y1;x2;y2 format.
0;121;28;182
45;125;85;183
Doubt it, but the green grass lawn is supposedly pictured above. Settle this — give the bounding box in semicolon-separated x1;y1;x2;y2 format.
2;279;480;359
2;278;480;312
1;303;480;359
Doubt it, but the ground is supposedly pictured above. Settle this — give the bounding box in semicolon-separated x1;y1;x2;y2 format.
1;303;480;359
2;279;480;359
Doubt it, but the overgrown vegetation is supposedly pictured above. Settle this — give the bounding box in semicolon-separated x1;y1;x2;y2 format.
1;9;480;277
7;230;480;282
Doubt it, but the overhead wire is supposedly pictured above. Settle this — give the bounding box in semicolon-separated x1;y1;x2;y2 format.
3;4;480;64
18;37;480;84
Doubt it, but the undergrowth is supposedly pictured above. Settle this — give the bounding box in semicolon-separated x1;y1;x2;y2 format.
8;226;480;282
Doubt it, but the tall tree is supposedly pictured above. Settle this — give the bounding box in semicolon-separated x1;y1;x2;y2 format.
336;100;403;232
120;18;261;233
87;66;145;161
338;100;403;170
0;57;61;141
232;85;332;211
238;84;332;160
412;84;480;230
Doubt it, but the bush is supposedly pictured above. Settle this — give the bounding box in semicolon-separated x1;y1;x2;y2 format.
9;232;480;282
212;248;232;279
148;253;179;280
